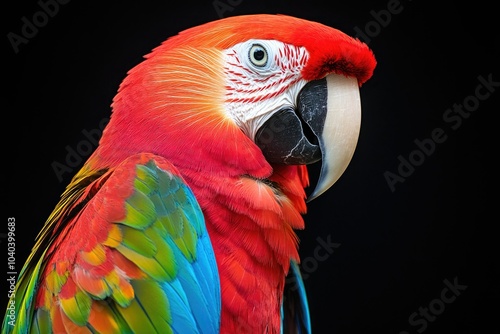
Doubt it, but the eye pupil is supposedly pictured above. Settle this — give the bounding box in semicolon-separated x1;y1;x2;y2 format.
254;49;265;61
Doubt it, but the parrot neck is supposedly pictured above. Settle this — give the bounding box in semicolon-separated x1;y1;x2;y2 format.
180;164;308;333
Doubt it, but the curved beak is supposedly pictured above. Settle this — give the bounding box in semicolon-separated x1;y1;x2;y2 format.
255;73;361;201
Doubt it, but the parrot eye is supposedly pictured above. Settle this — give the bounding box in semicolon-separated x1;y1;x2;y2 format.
249;44;268;67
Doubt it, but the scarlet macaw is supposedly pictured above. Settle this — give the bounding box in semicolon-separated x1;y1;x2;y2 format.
3;14;375;333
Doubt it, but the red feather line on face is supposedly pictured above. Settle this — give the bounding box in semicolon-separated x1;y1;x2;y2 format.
224;43;308;105
224;76;303;104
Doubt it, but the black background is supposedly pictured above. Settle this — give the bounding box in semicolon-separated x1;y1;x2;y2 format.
3;1;499;333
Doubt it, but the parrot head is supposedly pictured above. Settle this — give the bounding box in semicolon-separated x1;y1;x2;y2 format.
93;13;376;201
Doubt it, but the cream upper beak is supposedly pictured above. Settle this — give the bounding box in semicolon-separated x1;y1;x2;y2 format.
308;74;361;201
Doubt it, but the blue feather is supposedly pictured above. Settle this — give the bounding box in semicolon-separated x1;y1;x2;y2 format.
281;260;312;334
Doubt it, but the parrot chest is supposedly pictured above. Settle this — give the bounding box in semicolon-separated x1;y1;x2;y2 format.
185;172;304;333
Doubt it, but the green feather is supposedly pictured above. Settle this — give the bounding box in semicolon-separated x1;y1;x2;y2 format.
120;225;157;257
157;168;178;195
116;244;169;281
120;191;156;229
172;212;197;262
60;290;92;326
144;228;178;280
160;209;184;238
134;164;160;195
117;280;173;334
30;309;51;334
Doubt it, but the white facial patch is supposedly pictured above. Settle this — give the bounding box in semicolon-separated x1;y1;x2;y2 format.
223;40;309;140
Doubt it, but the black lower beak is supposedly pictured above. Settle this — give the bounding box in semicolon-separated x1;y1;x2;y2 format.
255;78;327;165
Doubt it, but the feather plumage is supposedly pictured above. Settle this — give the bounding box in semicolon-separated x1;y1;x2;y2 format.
3;154;220;334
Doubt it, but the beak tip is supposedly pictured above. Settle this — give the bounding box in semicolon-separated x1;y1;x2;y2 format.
305;168;338;203
305;193;319;203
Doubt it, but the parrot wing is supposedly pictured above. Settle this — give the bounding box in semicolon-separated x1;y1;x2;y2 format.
3;153;220;334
